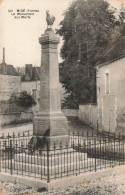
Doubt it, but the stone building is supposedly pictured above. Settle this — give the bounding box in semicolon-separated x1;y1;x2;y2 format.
79;36;125;134
0;48;21;101
21;64;41;112
96;36;125;134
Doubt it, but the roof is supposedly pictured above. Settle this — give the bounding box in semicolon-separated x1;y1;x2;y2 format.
96;36;125;68
0;64;19;76
32;67;40;80
7;65;19;76
21;66;40;81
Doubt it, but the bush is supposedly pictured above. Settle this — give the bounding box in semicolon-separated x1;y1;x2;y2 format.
9;91;36;109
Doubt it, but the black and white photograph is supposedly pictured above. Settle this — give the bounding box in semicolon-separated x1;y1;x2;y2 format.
0;0;125;194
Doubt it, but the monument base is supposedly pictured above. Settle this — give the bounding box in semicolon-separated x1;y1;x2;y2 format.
33;112;69;148
29;135;69;150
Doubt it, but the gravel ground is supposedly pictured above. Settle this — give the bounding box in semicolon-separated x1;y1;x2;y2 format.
0;171;125;195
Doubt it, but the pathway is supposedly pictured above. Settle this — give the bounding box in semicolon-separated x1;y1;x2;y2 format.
0;120;95;137
0;168;125;194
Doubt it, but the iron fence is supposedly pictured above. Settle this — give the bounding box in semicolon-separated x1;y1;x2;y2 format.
0;130;125;182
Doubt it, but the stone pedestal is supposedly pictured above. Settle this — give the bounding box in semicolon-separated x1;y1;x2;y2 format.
33;28;68;147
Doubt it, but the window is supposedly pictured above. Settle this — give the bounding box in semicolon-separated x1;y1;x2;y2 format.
105;72;110;94
32;89;36;100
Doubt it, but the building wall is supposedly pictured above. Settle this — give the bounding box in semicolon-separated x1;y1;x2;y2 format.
96;57;125;132
21;81;68;112
0;103;22;113
78;104;98;129
0;75;21;101
21;80;40;95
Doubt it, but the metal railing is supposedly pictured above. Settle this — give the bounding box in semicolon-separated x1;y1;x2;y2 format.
0;130;125;182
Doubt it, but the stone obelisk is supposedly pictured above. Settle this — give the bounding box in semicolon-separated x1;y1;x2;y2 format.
33;18;68;147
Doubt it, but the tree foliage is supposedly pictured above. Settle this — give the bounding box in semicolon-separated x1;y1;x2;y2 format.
9;91;36;109
57;0;124;108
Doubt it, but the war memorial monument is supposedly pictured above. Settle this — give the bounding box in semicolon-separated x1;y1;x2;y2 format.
33;11;68;148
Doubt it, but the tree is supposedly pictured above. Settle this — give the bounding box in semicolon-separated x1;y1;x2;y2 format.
9;91;36;109
109;4;125;45
118;4;125;37
9;93;19;104
57;0;122;108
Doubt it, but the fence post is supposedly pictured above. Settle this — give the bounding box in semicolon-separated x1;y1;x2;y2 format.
47;141;50;183
10;139;13;175
97;120;99;131
73;133;75;176
5;140;7;173
123;136;125;165
0;141;1;172
2;133;4;141
66;142;69;177
13;132;15;148
21;140;23;176
94;138;96;172
119;133;121;166
73;131;74;148
114;133;115;162
60;142;62;178
87;131;89;169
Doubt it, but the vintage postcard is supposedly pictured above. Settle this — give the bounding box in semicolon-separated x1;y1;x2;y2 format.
0;0;125;194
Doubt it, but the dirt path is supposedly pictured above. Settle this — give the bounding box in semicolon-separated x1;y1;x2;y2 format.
1;170;125;194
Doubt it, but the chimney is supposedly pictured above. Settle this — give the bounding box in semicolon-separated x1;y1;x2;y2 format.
2;47;7;74
2;48;5;63
25;64;33;81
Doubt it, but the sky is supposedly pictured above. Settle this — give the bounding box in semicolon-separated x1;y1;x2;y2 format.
0;0;124;68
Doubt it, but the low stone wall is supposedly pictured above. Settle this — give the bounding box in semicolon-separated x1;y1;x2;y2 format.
0;102;22;113
78;104;98;129
0;112;33;127
0;109;79;126
62;109;78;120
62;109;78;117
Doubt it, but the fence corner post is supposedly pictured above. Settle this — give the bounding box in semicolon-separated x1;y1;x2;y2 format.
47;141;50;183
10;139;13;175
